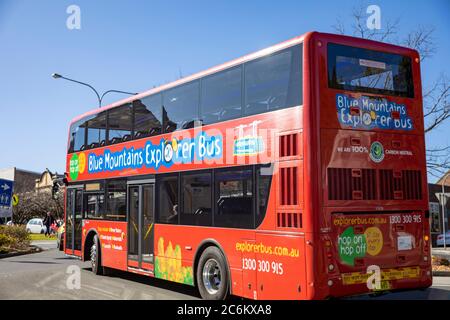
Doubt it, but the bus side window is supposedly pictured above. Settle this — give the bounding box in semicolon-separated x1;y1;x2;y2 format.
181;172;212;226
133;95;162;139
108;104;133;145
244;45;302;116
200;66;242;126
215;168;254;229
156;174;179;224
163;81;199;133
69;119;87;153
86;111;107;149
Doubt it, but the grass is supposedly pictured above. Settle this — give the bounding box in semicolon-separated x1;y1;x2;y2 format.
28;233;57;241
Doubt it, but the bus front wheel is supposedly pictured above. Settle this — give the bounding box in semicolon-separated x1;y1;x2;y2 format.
90;235;103;275
196;246;229;300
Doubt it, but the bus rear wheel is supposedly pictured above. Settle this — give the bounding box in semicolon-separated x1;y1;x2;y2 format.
90;235;103;275
196;246;229;300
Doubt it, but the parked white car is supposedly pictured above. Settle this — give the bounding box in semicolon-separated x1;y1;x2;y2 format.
26;218;47;234
436;231;450;247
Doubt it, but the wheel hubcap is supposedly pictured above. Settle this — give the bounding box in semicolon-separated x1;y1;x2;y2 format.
91;242;97;270
202;259;221;295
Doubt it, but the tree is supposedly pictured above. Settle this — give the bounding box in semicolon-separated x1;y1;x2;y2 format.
332;3;450;179
12;189;64;225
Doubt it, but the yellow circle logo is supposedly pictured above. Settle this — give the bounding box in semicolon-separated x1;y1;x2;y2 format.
78;152;86;174
365;226;383;256
370;110;376;120
172;138;178;152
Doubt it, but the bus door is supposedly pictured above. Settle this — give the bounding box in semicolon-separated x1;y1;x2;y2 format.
65;185;83;256
127;181;155;271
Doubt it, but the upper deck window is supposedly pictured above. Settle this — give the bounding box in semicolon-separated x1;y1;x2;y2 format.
133;94;162;138
245;45;302;115
68;119;86;153
86;111;107;149
108;103;133;145
327;43;414;98
163;81;200;133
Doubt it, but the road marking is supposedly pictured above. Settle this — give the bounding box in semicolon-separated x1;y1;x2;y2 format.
35;272;63;287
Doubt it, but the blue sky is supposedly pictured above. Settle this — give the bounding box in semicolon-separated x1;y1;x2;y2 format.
0;0;449;181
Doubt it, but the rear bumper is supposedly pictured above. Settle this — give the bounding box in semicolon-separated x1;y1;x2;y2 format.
324;266;432;299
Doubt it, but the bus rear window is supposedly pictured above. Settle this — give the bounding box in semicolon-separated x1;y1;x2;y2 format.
327;43;414;98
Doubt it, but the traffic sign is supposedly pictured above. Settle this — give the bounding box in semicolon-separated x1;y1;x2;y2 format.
0;179;13;207
12;194;19;206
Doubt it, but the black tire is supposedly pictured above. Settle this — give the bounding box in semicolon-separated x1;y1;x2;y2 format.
196;246;229;300
90;235;103;275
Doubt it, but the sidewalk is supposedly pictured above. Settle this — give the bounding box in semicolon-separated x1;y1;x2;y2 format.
31;240;57;251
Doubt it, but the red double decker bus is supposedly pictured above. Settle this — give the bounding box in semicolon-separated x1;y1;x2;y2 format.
64;32;432;299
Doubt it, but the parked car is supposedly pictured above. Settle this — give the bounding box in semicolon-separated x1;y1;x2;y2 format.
436;231;450;247
57;222;65;251
26;218;47;234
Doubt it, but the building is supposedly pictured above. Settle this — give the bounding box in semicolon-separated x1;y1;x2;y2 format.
35;169;64;194
436;169;450;186
428;170;450;246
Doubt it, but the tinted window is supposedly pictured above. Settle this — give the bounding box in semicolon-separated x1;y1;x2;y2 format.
84;192;105;219
256;164;273;227
201;67;242;125
133;95;162;138
181;172;212;226
108;104;133;145
215;168;253;228
163;81;199;132
245;45;302;116
327;43;414;97
68;119;86;153
75;189;83;217
105;180;127;221
86;112;107;149
157;175;179;224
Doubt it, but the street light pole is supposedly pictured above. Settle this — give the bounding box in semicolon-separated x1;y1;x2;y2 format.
51;73;137;108
441;172;450;249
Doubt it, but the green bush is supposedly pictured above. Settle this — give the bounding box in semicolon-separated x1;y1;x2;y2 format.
0;225;31;253
441;258;450;266
0;234;14;246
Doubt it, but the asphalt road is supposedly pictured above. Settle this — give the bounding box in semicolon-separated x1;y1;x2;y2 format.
0;241;199;300
0;241;449;300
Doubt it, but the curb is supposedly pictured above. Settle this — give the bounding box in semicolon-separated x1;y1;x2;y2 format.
0;246;42;259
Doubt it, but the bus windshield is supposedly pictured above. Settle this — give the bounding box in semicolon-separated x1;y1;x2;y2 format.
327;43;414;98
